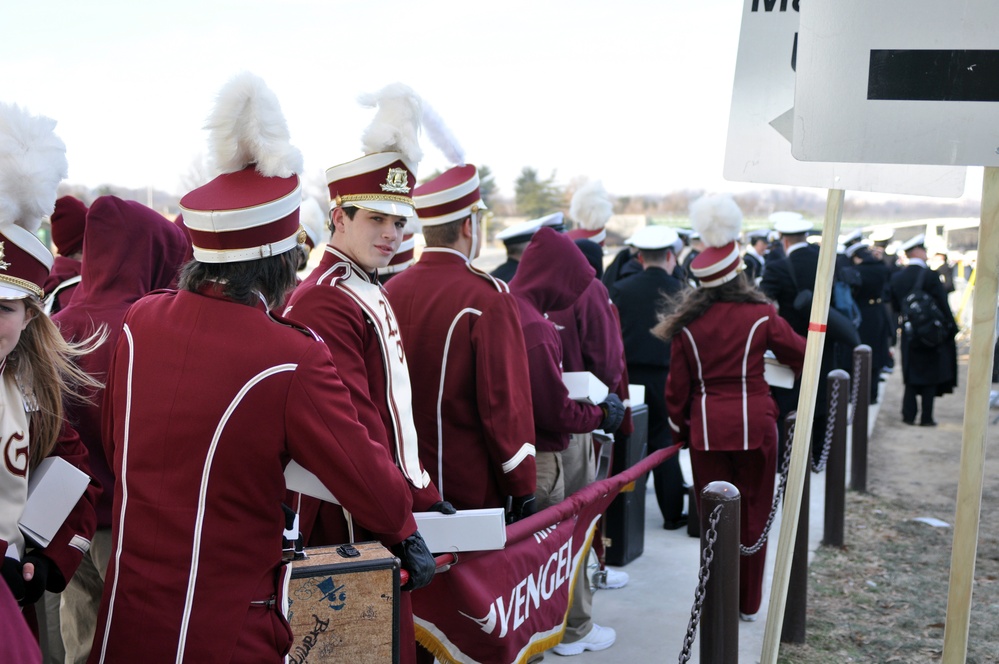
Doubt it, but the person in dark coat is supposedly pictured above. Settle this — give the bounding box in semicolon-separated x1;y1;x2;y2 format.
760;213;860;462
845;242;893;404
742;229;769;284
601;245;642;286
608;225;688;530
889;234;958;426
491;212;565;283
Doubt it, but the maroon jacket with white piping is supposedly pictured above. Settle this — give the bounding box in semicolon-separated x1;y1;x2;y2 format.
90;288;416;663
666;301;805;452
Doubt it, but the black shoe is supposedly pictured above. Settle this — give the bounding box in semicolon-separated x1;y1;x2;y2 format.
664;516;689;530
920;420;938;427
903;418;916;425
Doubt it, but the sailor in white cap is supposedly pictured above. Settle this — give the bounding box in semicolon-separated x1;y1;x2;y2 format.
845;241;894;403
608;223;690;534
761;210;861;465
490;212;565;282
743;228;771;283
888;233;957;426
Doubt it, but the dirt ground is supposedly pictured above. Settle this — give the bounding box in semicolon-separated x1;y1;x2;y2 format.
778;340;999;663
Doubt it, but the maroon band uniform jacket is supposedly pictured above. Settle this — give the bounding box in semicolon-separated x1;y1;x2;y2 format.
284;247;441;545
89;289;417;664
385;248;537;510
666;301;805;452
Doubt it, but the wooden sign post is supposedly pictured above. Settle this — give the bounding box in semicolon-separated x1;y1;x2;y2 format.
759;189;844;664
942;166;999;662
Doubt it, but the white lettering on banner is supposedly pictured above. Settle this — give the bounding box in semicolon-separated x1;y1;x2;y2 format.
460;536;575;638
533;525;557;544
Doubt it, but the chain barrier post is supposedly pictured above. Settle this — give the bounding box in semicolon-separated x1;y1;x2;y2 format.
850;345;872;492
823;370;849;548
780;413;810;644
700;482;740;664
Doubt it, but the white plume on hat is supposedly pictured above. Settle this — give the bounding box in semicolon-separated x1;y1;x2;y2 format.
421;100;464;166
205;72;303;179
0;102;68;233
569;181;613;231
690;194;743;248
358;83;424;165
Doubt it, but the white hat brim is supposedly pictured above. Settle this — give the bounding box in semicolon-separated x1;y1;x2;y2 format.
341;199;416;217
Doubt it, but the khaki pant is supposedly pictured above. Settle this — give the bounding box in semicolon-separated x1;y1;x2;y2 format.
60;528;112;664
560;433;596;643
534;451;565;510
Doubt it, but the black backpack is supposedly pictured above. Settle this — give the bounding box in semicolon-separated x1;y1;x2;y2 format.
901;269;949;348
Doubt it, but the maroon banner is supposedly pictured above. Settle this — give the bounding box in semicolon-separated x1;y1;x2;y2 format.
412;445;680;663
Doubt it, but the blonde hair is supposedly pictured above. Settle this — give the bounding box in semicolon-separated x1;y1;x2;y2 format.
8;298;106;469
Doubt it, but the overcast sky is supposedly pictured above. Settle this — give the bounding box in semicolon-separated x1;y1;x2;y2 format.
2;0;983;204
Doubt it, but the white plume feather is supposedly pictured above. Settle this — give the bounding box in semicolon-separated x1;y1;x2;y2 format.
0;102;68;232
690;194;743;248
357;83;423;165
569;181;612;231
421;101;464;166
205;72;303;178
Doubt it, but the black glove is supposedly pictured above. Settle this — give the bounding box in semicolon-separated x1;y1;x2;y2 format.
1;556;25;604
506;494;537;525
428;500;457;515
20;554;51;606
598;393;626;433
395;531;436;591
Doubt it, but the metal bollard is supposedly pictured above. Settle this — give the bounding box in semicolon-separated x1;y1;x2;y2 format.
700;481;740;664
850;345;872;492
823;370;849;548
781;412;809;645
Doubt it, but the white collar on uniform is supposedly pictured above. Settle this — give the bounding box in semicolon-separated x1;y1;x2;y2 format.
324;245;374;283
422;246;470;263
786;241;810;255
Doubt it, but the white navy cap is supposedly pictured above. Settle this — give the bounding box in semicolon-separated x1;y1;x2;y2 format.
770;211;813;235
625;226;680;251
901;233;926;252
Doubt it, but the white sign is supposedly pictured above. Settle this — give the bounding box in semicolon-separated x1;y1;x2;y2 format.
792;0;999;167
724;0;965;195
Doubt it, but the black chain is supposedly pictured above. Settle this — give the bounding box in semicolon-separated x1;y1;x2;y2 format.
848;351;861;425
678;504;723;663
812;378;839;473
741;420;795;556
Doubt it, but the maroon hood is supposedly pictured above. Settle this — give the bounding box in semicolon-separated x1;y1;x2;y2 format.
510;227;595;314
61;198;189;314
52;196;192;526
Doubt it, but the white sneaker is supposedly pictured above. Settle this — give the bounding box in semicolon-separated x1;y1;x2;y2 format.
740;612;758;622
593;568;629;589
552;624;616;656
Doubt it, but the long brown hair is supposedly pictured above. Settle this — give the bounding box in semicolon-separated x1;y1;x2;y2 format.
9;298;105;469
653;272;770;342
